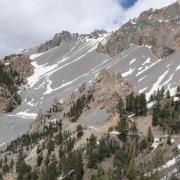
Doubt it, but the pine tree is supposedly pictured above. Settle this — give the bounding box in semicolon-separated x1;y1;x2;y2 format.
76;124;83;138
127;158;137;180
139;93;147;115
117;98;126;115
152;106;159;126
167;135;171;145
74;152;84;180
147;127;154;144
37;152;43;167
47;139;54;154
126;93;134;112
87;134;97;168
166;90;170;99
117;116;129;142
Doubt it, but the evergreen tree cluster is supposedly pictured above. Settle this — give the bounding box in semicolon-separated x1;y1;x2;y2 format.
0;63;15;89
86;134;119;169
152;86;180;133
1;119;85;180
0;63;23;91
16;151;38;180
0;63;22;110
126;93;147;115
67;90;93;121
149;87;165;102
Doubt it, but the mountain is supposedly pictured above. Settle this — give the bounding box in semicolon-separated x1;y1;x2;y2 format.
0;1;180;179
98;1;180;58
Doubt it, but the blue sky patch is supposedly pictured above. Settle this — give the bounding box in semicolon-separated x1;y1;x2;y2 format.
119;0;138;9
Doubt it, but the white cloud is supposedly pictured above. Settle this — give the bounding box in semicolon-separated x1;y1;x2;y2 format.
123;0;177;22
0;0;176;57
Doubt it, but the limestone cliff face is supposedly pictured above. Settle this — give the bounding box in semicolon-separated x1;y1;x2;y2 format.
4;54;34;84
97;2;180;58
0;84;21;113
0;54;34;113
37;31;79;53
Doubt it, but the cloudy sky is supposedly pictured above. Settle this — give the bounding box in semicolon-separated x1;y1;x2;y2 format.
0;0;176;57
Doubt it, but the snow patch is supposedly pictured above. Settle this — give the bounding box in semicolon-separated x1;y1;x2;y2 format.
176;64;180;71
30;53;44;60
16;111;37;119
129;58;136;65
27;62;58;88
138;75;147;82
145;45;152;49
0;142;6;148
136;59;162;77
146;70;169;100
128;114;135;118
147;101;156;109
177;144;180;150
122;68;134;77
8;110;37;119
151;138;164;151
142;57;151;66
174;97;179;102
109;131;120;135
139;87;148;93
44;72;89;95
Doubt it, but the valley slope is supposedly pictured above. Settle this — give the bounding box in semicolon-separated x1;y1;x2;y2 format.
0;1;180;150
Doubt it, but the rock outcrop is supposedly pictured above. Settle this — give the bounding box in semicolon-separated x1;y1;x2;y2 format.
4;54;34;84
0;54;34;113
28;30;108;54
0;84;21;113
97;2;180;58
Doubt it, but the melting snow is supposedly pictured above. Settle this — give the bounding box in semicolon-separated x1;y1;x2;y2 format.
147;101;156;109
176;64;180;71
138;75;147;82
109;131;120;135
142;57;151;66
177;144;180;150
122;68;134;77
136;59;162;77
44;72;89;95
129;58;136;65
171;139;175;144
146;155;180;177
16;111;37;119
0;142;6;148
174;97;179;102
146;70;169;100
139;87;148;93
151;138;164;151
128;114;135;118
27;62;58;88
30;53;44;60
158;155;180;171
145;45;152;49
8;110;37;119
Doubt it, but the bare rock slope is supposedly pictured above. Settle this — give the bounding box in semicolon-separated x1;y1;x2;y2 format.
97;1;180;58
0;2;180;149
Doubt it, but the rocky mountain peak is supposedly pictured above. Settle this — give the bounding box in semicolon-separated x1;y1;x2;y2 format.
85;29;108;39
97;1;180;58
28;29;108;55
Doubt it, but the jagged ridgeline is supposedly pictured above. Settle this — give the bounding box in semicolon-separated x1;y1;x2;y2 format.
97;1;180;58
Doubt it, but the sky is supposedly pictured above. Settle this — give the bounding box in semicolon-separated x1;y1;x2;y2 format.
0;0;176;57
